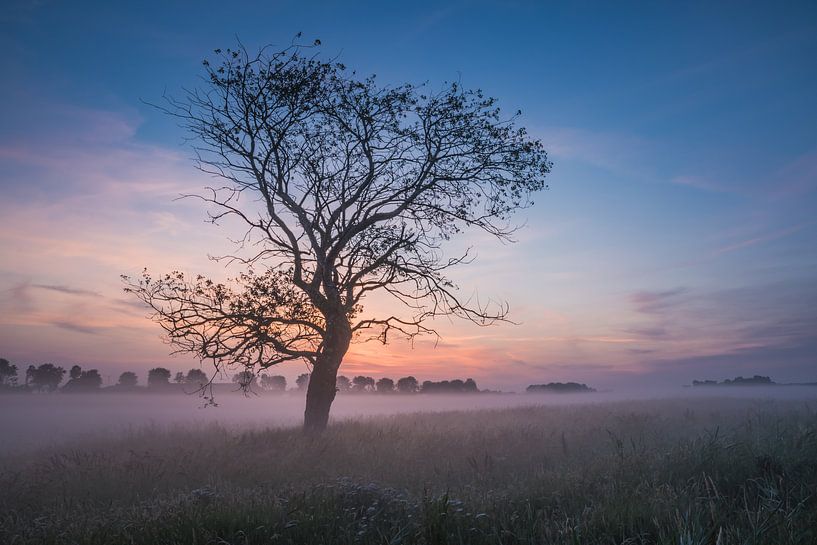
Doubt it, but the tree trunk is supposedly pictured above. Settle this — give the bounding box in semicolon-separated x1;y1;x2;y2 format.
303;316;351;432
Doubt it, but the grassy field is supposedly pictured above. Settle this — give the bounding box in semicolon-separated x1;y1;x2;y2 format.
1;397;816;544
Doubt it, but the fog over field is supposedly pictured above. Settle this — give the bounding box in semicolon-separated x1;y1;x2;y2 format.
3;387;816;454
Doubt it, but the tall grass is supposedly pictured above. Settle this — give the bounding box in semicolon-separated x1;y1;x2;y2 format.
1;397;815;544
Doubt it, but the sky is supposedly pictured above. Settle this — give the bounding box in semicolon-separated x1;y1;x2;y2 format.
1;1;815;391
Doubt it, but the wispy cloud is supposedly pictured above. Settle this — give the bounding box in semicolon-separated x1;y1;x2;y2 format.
408;4;462;37
669;175;739;195
644;337;817;384
625;279;817;383
32;284;101;297
629;288;687;314
626;326;669;339
770;148;817;198
51;320;104;335
712;222;811;256
537;126;653;180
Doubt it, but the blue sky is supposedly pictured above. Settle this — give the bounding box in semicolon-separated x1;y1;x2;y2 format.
1;1;815;389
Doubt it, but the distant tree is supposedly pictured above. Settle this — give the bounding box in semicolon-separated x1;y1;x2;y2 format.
352;376;375;393
26;363;66;392
118;371;138;388
123;41;550;431
260;374;287;392
726;375;774;385
147;367;171;388
692;375;775;387
80;369;103;390
270;375;287;391
0;358;18;388
421;379;478;394
173;371;185;383
336;375;351;393
63;367;103;392
397;376;419;394
232;370;257;389
186;368;208;387
376;377;395;393
296;373;310;391
526;382;595;394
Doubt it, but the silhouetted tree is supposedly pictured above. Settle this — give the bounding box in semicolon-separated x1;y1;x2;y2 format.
421;378;479;394
174;371;186;383
79;369;102;390
186;368;208;387
118;371;138;388
260;374;287;392
148;367;171;388
724;375;774;385
376;377;395;393
691;375;775;387
26;363;66;392
336;375;351;393
352;376;375;393
526;382;595;393
232;370;257;389
63;365;84;391
63;367;103;392
397;376;419;394
124;40;550;431
0;358;17;388
295;373;310;391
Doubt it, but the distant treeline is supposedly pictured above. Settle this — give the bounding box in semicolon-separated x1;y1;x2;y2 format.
0;358;483;395
526;382;596;394
691;375;774;387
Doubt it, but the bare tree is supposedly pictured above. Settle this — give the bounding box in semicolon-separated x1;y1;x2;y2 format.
124;39;550;431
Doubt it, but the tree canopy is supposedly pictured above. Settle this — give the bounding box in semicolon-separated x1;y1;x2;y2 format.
25;364;65;393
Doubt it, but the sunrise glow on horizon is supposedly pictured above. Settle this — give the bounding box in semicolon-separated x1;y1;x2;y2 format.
1;1;815;392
